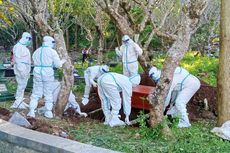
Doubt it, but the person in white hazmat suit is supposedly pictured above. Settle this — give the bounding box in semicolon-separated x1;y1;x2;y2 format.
81;65;109;105
27;36;66;118
115;35;143;77
37;79;87;117
11;32;32;109
149;66;201;128
97;72;141;127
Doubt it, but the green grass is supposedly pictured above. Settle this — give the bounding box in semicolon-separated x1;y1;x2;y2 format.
68;120;230;153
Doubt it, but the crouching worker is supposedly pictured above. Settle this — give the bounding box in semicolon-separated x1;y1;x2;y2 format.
27;36;66;118
97;72;141;127
37;79;87;117
81;65;109;105
149;66;200;128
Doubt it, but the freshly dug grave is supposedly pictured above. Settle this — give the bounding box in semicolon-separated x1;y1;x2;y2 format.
188;83;217;121
66;73;217;123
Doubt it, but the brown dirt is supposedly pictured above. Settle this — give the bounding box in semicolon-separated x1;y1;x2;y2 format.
0;107;12;121
27;117;71;138
188;82;217;121
140;73;156;86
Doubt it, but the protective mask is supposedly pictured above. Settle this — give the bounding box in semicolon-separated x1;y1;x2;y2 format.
26;41;32;47
26;37;32;46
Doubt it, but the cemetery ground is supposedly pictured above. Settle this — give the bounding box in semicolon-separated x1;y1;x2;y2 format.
0;52;229;153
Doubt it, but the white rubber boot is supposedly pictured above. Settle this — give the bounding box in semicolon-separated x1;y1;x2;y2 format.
44;102;53;119
178;113;191;128
44;111;53;118
109;115;125;127
27;110;35;118
104;113;112;125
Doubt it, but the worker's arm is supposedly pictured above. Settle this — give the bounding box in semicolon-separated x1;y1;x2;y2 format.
52;50;66;68
134;43;143;56
88;68;98;87
115;47;122;57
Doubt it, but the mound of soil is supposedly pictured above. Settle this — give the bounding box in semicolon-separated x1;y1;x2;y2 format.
0;107;70;139
0;107;11;121
27;117;70;138
140;73;156;86
188;82;217;121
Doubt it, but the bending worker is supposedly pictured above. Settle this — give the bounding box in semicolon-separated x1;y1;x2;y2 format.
149;66;200;128
11;32;32;109
37;79;87;117
27;36;66;118
115;35;143;77
97;72;141;127
81;65;109;105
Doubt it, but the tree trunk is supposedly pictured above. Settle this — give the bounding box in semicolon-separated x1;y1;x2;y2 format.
54;29;74;117
65;28;70;51
148;0;208;128
217;0;230;126
75;23;78;51
31;29;37;51
106;12;134;37
148;25;191;126
35;34;39;50
97;34;104;64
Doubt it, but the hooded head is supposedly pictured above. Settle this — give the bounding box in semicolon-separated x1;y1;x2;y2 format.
19;32;32;46
129;74;141;87
122;35;132;45
149;66;161;83
99;65;109;73
43;36;56;48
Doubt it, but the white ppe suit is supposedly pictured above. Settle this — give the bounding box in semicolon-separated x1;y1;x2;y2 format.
149;66;201;128
11;32;32;109
97;72;141;127
115;35;143;77
82;65;109;105
38;80;87;117
27;36;65;118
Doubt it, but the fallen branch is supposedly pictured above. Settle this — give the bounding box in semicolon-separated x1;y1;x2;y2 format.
129;113;150;125
88;108;102;115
